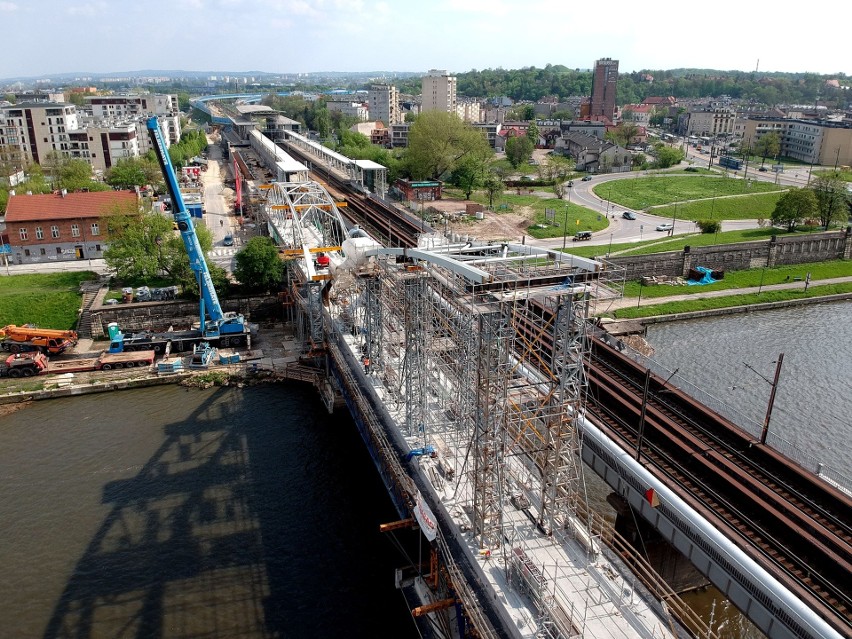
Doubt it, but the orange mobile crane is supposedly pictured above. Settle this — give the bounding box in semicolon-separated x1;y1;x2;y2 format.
0;325;79;355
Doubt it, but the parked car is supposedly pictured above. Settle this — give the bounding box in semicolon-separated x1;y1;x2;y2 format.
582;175;593;181
759;166;768;172
656;223;674;232
622;211;636;220
223;234;234;246
572;231;593;241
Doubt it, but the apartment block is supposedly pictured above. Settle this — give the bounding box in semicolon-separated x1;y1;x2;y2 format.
326;100;369;121
679;107;736;136
421;70;457;114
740;117;852;165
0;102;80;166
368;84;400;126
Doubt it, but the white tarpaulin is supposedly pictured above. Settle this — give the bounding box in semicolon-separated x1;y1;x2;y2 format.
414;491;438;541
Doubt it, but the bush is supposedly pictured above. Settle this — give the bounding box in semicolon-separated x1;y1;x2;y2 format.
696;219;721;234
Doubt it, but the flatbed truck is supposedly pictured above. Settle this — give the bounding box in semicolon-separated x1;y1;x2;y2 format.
0;351;156;377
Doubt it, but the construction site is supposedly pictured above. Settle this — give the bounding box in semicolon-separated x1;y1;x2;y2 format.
265;170;705;639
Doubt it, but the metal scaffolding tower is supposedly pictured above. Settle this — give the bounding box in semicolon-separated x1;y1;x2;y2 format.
402;275;430;439
471;311;512;549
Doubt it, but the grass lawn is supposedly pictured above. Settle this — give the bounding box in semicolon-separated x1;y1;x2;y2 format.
594;174;785;211
812;168;852;183
0;272;97;330
612;282;852;319
525;199;609;239
622;260;852;298
562;227;809;259
652;191;784;221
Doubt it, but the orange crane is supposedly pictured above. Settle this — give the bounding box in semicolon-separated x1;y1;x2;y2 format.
0;325;79;355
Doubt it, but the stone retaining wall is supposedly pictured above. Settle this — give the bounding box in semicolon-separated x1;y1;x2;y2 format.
607;229;851;280
89;294;280;338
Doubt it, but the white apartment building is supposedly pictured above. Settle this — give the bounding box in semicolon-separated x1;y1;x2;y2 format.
326;100;370;121
421;70;457;113
0;101;176;175
0;102;80;167
85;94;180;144
679;107;736;137
456;100;483;123
368;84;400;126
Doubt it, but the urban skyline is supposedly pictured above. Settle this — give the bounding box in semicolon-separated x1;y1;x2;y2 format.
0;0;849;80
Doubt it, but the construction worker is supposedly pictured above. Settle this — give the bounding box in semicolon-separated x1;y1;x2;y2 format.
363;356;371;374
316;252;330;269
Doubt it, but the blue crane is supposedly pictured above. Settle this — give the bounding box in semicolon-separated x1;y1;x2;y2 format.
146;116;246;339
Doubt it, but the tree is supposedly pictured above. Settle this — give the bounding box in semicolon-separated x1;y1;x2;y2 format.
234;236;285;293
810;175;850;229
654;146;685;169
483;172;504;208
505;135;534;168
754;132;781;166
526;121;539;146
539;154;575;198
771;188;818;231
451;154;487;200
106;157;161;189
104;208;223;295
405;111;492;180
314;107;332;140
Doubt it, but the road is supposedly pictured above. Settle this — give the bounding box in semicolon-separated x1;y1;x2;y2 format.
199;135;241;272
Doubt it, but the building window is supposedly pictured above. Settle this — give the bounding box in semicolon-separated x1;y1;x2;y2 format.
35;226;44;239
24;249;30;257
51;225;60;238
95;244;101;252
18;228;27;240
56;247;62;254
40;248;46;255
91;222;100;236
71;224;80;237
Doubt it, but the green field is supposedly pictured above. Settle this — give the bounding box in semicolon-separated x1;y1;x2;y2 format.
594;175;785;211
812;168;852;183
0;272;96;330
562;227;806;259
652;191;784;221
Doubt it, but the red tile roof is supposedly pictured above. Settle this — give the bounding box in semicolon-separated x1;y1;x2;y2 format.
4;190;138;223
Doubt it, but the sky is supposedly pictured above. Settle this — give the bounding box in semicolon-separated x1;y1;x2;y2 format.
1;0;849;81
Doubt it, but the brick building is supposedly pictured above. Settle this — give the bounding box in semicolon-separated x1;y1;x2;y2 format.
4;190;138;265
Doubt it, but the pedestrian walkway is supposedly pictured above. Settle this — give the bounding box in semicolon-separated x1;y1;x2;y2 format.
607;275;852;312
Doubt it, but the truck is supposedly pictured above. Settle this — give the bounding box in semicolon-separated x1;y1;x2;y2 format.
0;324;78;354
109;118;251;354
0;350;156;377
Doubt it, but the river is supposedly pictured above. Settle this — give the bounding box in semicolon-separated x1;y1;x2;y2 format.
0;383;417;638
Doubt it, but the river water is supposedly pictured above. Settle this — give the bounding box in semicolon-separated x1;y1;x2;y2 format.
0;384;417;638
2;302;848;639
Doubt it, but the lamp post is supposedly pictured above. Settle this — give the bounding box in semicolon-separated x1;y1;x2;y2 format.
562;202;569;251
608;233;613;257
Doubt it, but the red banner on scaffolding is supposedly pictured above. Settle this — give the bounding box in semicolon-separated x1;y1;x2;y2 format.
234;156;242;212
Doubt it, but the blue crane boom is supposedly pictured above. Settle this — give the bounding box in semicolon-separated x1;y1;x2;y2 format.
146;116;224;326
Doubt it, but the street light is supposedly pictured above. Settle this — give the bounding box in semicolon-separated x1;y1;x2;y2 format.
608;233;613;257
561;203;569;251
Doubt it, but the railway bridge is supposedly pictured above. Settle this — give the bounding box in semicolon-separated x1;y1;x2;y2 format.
223;115;851;639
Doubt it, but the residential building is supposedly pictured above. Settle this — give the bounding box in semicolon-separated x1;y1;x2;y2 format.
390;123;411;148
4;190;138;265
559;120;606;140
590;58;618;121
421;69;457;114
368;84;400;126
326;100;369;121
472;123;501;149
557;132;631;173
621;104;653;126
85;93;179;119
679;107;736;137
456;100;483;123
739;117;852;166
0;102;80;166
67;120;140;174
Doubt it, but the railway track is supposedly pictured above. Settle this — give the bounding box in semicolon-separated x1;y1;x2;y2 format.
585;338;852;635
276;142;425;247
